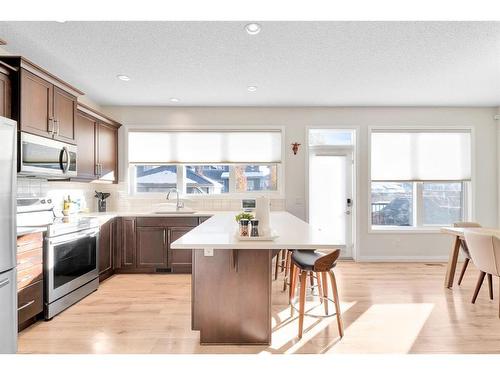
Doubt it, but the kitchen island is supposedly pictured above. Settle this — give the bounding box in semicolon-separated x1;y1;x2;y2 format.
171;211;338;345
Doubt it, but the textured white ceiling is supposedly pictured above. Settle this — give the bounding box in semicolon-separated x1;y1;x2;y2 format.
0;21;499;106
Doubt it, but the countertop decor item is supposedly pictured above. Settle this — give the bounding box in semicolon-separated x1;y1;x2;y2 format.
239;219;250;237
255;196;271;236
250;219;259;237
95;191;111;213
235;212;254;223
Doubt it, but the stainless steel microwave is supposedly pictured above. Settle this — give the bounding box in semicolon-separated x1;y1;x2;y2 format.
18;132;77;178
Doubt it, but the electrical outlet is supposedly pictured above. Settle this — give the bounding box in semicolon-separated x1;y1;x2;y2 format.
204;248;214;257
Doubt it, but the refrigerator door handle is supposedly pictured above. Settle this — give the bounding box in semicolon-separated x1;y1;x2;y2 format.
0;278;10;289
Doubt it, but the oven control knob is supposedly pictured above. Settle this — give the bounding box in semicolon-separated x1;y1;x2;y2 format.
40;199;46;204
47;199;52;204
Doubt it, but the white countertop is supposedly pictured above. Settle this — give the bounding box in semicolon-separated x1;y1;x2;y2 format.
170;211;338;250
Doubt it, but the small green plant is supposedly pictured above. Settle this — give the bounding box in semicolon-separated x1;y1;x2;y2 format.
235;212;254;223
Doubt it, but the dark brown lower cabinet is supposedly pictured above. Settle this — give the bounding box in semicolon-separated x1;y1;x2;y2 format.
114;216;204;274
98;218;115;282
169;227;195;273
16;232;44;331
136;227;167;268
120;217;137;269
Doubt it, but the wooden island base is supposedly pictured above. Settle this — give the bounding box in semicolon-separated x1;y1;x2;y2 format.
192;249;272;345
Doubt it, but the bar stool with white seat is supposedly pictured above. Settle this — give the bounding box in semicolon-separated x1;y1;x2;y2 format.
289;249;344;339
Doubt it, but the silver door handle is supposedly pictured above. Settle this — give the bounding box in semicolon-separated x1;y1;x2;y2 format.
0;278;9;288
62;147;70;173
18;300;35;310
48;118;55;135
345;211;351;215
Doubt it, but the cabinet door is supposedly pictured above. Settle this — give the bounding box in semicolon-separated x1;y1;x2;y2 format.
97;122;118;182
121;218;136;268
0;71;11;119
99;219;114;279
53;86;76;143
136;227;167;268
75;111;97;180
20;69;53;138
168;227;195;273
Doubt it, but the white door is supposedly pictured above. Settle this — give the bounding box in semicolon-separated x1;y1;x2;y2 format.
309;150;353;258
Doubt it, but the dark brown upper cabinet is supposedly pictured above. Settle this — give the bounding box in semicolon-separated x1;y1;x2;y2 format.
75;103;120;183
0;64;12;119
0;56;83;144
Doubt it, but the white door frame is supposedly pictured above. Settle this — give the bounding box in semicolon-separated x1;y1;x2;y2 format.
305;127;359;261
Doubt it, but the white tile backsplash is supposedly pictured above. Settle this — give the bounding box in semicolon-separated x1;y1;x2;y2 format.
16;178;285;214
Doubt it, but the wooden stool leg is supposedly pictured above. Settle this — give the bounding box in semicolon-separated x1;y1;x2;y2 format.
298;270;308;339
321;271;329;315
274;250;281;280
457;258;470;286
472;271;486;304
309;272;315;289
328;270;344;338
488;273;493;300
289;263;298;314
315;272;323;305
283;250;291;291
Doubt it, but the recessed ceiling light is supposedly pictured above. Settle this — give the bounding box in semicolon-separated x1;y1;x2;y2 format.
116;74;130;81
247;86;258;92
170;97;180;103
245;23;261;35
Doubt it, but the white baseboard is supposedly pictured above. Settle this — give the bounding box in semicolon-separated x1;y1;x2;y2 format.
355;255;452;262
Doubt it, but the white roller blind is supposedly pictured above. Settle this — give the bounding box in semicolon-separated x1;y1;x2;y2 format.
371;131;471;181
128;131;282;164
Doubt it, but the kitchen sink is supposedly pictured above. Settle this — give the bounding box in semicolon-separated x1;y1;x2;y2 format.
151;203;196;215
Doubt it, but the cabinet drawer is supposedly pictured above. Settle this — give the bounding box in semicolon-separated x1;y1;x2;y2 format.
18;280;43;325
136;217;199;228
17;248;43;271
17;264;43;290
17;232;43;253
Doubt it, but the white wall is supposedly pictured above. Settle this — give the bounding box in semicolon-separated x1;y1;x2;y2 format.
102;106;498;261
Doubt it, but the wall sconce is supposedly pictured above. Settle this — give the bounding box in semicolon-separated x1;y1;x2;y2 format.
291;142;301;155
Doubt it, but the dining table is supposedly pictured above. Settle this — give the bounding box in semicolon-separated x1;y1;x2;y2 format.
440;226;500;288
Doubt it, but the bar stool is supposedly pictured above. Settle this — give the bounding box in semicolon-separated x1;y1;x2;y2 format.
289;249;344;339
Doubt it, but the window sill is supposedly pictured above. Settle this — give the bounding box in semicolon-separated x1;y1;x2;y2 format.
369;226;447;234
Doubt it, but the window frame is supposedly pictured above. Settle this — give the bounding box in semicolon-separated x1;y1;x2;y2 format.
368;125;474;233
125;125;286;199
370;180;469;232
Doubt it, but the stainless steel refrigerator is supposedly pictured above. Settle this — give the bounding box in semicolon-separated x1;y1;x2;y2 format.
0;116;17;353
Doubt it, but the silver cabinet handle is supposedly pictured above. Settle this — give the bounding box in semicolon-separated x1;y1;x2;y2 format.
55;119;60;136
48;118;55;135
19;300;35;310
0;278;9;288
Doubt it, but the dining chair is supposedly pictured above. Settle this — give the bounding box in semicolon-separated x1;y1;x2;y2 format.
463;230;500;317
453;222;482;285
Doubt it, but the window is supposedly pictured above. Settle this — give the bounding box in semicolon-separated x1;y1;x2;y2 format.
235;165;278;192
370;130;471;229
128;130;282;196
185;165;229;194
134;165;178;193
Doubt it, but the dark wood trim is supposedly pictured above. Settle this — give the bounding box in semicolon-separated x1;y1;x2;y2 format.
0;60;18;73
77;102;121;128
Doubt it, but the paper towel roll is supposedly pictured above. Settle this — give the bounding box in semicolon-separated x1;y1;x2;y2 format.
255;196;271;236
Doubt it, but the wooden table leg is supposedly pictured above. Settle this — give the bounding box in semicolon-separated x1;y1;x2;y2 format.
444;236;461;289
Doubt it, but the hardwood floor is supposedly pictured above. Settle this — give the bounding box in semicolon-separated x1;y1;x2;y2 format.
18;262;500;354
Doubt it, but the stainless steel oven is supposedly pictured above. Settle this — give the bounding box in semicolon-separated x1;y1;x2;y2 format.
19;132;77;178
45;225;99;319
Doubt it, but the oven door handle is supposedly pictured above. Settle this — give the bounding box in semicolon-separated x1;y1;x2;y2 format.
48;229;99;246
59;147;71;174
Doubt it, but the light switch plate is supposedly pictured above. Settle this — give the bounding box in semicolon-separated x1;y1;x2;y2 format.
204;248;214;256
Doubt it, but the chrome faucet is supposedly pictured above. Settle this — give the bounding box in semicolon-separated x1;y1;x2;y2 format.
166;188;184;210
